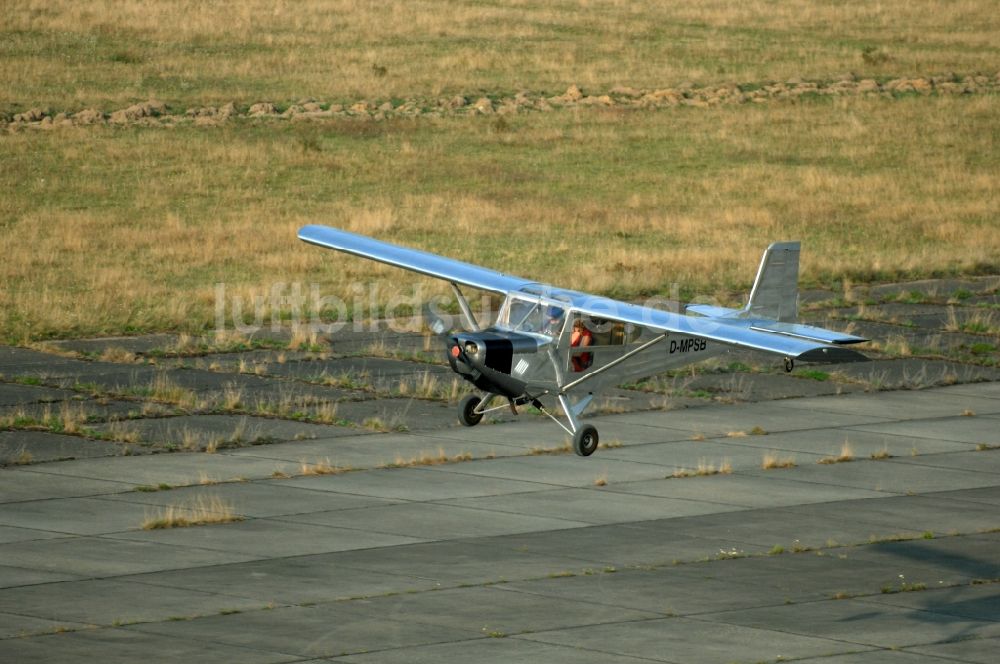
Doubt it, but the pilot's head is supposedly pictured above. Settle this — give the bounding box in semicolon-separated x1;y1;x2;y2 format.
547;306;564;321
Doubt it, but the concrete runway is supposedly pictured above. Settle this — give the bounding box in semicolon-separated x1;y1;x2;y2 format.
2;373;998;662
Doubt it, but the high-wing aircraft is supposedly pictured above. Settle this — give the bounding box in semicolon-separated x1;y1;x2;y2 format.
299;225;867;456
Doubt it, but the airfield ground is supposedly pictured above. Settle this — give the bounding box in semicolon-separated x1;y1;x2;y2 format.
3;4;999;659
1;279;997;662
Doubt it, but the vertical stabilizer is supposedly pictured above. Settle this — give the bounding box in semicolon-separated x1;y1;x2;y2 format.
743;242;800;322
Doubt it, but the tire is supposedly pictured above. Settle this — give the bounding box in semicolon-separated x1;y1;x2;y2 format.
573;424;599;457
459;394;483;427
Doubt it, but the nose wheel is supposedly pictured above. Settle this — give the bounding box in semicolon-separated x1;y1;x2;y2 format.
573;424;599;457
458;394;484;427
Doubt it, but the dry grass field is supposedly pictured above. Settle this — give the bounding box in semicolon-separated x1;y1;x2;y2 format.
1;1;998;342
3;0;999;109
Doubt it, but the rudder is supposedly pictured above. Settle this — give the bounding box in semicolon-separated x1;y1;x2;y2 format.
742;242;800;322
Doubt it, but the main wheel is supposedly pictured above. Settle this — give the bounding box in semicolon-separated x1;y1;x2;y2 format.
784;357;795;373
458;394;484;427
572;424;599;457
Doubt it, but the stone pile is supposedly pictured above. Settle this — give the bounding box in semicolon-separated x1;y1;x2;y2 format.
6;73;999;130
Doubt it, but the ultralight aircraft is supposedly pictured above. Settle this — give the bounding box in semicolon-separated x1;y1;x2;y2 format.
299;225;867;456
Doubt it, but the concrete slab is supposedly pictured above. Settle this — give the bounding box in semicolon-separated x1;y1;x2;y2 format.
909;636;1000;664
697;427;974;458
86;413;357;446
0;577;273;626
125;602;475;659
742;457;1000;494
26;453;302;486
783;390;1000;420
604;400;892;436
3;337;1000;664
102;480;400;517
282;501;590;539
596;437;825;469
700;596;1000;649
782;496;1000;540
0;536;262;577
0;612;91;640
0;563;82;589
610;473;888;509
0;497;156;535
337;637;663;664
0;468;133;503
940;382;1000;399
836;534;1000;584
502;564;816;616
311;539;598;585
226;431;514;468
48;334;179;355
439;486;744;526
631;507;908;553
482;523;773;568
420;455;679;487
861;578;1000;620
0;627;294;663
355;584;661;635
131;555;442;605
0;431;128;464
928;486;1000;507
846;416;1000;445
111;518;426;557
275;465;550;501
331;396;458;429
521;615;866;663
0;382;78;406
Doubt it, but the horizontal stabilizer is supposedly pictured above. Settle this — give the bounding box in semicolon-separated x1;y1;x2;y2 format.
685;304;743;318
796;345;869;363
749;322;868;345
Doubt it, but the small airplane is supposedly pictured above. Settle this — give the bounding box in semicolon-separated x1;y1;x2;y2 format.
299;225;867;456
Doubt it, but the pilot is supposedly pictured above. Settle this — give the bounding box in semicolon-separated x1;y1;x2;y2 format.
570;318;593;372
543;306;565;336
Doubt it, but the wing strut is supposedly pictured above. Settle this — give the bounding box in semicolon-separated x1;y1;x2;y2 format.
559;333;668;392
450;283;480;332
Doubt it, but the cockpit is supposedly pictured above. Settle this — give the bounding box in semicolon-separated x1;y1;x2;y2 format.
497;296;568;338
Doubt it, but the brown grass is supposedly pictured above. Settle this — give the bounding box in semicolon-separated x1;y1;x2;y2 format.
762;452;797;469
299;458;352;476
141;495;243;529
818;440;855;464
379;448;473;468
2;98;998;341
671;458;733;478
1;4;998;342
530;442;573;456
870;445;893;460
3;1;998;110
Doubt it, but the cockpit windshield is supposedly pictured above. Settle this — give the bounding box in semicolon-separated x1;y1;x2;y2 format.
500;298;566;337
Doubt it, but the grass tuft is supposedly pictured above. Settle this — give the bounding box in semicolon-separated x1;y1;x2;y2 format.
141;495;243;530
818;440;855;464
761;452;796;470
300;458;352;476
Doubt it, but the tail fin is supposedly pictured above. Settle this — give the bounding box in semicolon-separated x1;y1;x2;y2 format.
743;241;799;322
